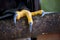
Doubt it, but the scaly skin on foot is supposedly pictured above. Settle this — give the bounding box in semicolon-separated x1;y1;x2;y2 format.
15;10;43;32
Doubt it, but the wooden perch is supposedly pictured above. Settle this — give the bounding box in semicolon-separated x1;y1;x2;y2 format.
0;13;60;40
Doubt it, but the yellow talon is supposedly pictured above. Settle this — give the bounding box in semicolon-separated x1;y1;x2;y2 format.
16;10;43;25
15;10;43;32
32;10;43;16
16;10;33;24
16;11;25;20
16;10;43;21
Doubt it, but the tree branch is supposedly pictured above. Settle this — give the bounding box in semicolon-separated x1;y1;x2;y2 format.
0;13;60;40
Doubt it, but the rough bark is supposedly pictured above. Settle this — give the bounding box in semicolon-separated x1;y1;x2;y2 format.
0;13;60;40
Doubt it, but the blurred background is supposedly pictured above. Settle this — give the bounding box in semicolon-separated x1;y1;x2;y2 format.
40;0;60;12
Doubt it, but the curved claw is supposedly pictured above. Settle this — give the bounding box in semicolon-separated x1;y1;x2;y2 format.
22;10;33;32
29;22;33;32
41;10;45;17
41;10;54;17
14;13;17;24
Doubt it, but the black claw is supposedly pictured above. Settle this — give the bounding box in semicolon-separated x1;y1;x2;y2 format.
29;22;33;32
41;10;45;17
41;12;45;17
14;13;17;24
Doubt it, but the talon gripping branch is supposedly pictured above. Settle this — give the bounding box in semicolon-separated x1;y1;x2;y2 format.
0;0;42;33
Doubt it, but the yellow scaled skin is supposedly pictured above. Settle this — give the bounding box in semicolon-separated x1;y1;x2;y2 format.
31;10;43;16
16;10;43;24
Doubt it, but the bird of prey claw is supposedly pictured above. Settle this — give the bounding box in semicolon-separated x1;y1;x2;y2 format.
14;13;17;24
15;10;33;32
0;9;44;32
41;10;54;17
29;22;33;32
15;10;43;32
0;9;54;32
